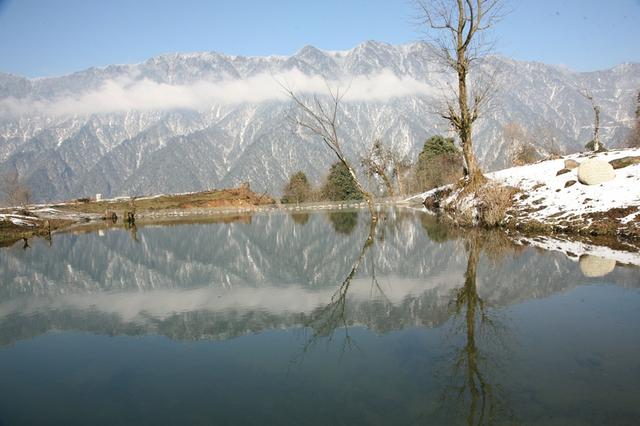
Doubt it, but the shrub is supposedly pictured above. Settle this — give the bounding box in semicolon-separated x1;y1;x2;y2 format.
584;140;606;152
476;184;518;227
512;143;540;166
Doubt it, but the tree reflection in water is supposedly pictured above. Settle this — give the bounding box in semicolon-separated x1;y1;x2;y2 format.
303;209;521;424
300;215;379;355
437;228;520;426
290;212;310;225
328;211;359;235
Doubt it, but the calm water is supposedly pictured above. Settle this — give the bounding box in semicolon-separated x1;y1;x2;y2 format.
0;209;639;425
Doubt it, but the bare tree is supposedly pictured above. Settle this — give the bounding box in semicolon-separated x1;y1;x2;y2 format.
360;139;411;197
416;0;505;186
1;170;31;208
502;122;540;166
627;125;640;149
626;89;640;148
283;84;377;217
580;88;602;151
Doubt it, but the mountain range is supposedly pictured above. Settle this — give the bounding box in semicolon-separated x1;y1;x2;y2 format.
0;41;638;202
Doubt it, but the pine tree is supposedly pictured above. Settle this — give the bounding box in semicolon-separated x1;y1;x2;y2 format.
321;162;364;201
413;135;463;191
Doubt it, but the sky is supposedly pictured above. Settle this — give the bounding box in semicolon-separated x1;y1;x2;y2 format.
0;0;638;78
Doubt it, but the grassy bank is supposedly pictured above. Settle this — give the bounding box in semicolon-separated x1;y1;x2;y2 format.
0;186;275;247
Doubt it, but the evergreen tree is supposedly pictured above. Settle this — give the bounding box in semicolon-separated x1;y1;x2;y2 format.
413;135;463;191
419;135;458;160
321;162;364;201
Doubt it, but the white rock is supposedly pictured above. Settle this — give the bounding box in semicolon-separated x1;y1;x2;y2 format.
579;255;616;277
577;159;615;185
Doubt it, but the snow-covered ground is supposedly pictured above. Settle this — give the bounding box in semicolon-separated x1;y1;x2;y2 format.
406;148;640;228
491;148;640;225
0;214;39;227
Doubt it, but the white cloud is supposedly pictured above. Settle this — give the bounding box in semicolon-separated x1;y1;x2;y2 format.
0;69;436;117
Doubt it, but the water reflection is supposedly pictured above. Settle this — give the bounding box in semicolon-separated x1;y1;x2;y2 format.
0;209;637;343
328;211;359;235
306;213;518;424
439;231;516;425
303;217;378;351
290;212;310;225
0;209;639;424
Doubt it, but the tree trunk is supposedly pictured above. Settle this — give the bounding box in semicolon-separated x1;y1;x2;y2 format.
593;105;601;151
343;159;376;220
396;171;406;196
456;17;484;186
458;66;484;185
380;172;395;197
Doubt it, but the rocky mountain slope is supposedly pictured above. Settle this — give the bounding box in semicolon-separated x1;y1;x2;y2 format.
1;41;638;202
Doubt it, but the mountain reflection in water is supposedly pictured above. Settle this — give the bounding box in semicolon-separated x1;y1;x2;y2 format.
0;209;638;425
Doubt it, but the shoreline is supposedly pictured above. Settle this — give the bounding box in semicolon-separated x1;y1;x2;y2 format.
407;148;640;243
2;200;639;274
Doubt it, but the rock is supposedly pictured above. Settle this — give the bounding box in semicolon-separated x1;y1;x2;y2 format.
564;159;580;169
609;156;640;170
579;255;616;277
424;194;439;210
564;180;577;188
577;159;615;185
556;168;570;176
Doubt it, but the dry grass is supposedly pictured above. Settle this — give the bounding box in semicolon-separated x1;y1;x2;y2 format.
476;183;519;227
53;187;274;215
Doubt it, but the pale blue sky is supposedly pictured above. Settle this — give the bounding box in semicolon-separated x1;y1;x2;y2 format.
0;0;638;77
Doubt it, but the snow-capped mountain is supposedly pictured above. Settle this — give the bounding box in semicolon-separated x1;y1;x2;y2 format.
0;41;638;202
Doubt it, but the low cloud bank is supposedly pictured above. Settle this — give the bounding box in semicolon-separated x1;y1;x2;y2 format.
0;69;436;117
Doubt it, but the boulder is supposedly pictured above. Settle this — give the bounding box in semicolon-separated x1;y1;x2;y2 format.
609;156;640;170
556;168;570;176
564;159;580;169
579;254;616;277
577;159;615;185
564;180;577;188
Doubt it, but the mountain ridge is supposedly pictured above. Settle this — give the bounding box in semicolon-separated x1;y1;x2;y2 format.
1;41;639;202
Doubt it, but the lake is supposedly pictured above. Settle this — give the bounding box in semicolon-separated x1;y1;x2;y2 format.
0;209;639;425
